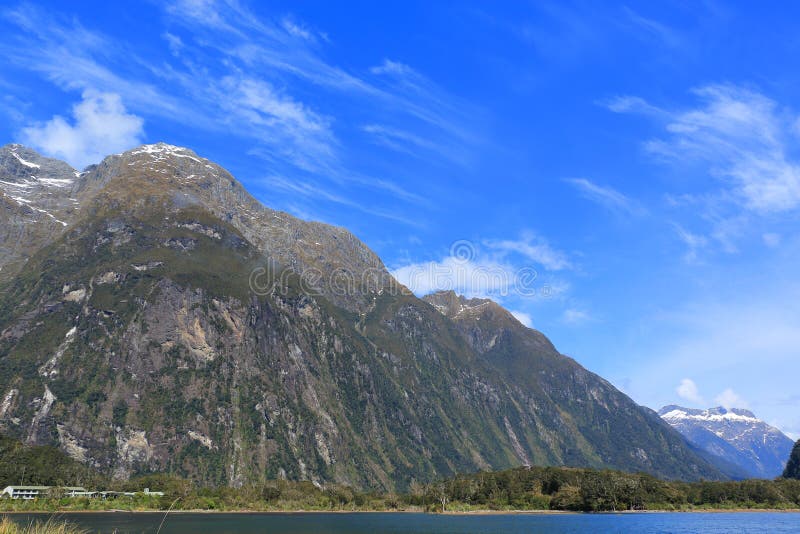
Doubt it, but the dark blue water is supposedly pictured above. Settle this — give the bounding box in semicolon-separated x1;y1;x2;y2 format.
4;511;800;533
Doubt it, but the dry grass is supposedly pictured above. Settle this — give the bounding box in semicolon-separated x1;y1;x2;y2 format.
0;516;87;534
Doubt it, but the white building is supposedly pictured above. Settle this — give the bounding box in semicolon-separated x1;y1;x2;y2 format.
0;485;161;499
1;486;51;499
1;486;89;499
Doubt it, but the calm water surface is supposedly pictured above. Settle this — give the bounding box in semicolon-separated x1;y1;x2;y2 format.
4;511;800;533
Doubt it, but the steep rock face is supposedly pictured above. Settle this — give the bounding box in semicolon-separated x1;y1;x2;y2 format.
0;145;80;282
0;201;530;489
659;405;795;479
423;291;721;481
0;144;725;490
71;143;391;313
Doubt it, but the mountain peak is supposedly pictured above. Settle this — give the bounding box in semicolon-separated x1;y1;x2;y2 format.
0;140;731;488
659;404;794;478
126;142;203;160
422;290;494;317
1;140;393;312
0;144;76;173
659;405;758;422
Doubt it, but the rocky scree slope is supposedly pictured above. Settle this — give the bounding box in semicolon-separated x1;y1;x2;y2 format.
0;143;724;490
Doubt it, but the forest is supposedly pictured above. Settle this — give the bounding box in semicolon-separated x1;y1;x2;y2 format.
3;436;800;514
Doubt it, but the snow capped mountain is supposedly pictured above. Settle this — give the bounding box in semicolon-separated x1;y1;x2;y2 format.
659;405;794;479
0;142;730;488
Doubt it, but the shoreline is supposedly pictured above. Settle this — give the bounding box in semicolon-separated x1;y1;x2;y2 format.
3;508;800;515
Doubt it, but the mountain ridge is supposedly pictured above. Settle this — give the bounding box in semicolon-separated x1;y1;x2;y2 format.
0;142;725;489
659;405;794;479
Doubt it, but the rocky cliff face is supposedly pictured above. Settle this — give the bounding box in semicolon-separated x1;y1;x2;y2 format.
0;145;81;282
424;292;721;480
0;143;725;489
659;405;795;479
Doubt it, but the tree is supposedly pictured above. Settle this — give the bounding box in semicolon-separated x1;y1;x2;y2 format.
783;440;800;479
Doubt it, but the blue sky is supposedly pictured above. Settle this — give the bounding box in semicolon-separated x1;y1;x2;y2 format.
1;1;799;438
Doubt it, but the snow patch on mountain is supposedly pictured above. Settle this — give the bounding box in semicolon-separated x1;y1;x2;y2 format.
130;143;203;163
661;408;760;424
11;150;40;169
659;405;794;479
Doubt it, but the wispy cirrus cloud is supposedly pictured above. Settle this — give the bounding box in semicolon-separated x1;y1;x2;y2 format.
609;84;800;214
671;223;709;264
1;0;478;224
565;177;645;216
370;59;416;77
562;308;592;325
620;6;683;48
607;84;800;258
264;174;424;227
483;232;572;271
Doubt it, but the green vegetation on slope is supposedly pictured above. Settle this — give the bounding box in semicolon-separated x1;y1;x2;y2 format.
0;148;725;490
0;435;101;489
784;440;800;479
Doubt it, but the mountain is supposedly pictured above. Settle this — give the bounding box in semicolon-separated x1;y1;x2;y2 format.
0;142;724;490
784;440;800;479
422;292;722;477
659;405;794;479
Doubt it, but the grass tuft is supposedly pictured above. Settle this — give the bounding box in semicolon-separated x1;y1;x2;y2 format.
0;516;87;534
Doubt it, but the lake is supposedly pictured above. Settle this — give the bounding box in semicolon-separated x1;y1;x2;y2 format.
4;511;800;533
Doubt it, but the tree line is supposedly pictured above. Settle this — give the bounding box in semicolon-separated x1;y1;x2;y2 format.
3;433;800;512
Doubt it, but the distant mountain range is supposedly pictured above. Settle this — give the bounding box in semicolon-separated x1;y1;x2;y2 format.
0;142;726;489
659;405;794;479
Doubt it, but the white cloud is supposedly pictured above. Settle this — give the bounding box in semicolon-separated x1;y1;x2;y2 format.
604;95;661;115
219;76;334;171
21;90;144;169
510;310;533;327
610;84;800;214
281;17;314;41
763;232;781;248
676;378;704;404
3;2;474;222
671;223;709;264
370;59;415;77
621;7;682;48
391;256;520;298
715;388;747;410
391;233;567;299
607;84;800;260
163;32;184;56
565;177;645;215
484;233;572;271
165;0;229;31
562;308;591;325
627;280;800;433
